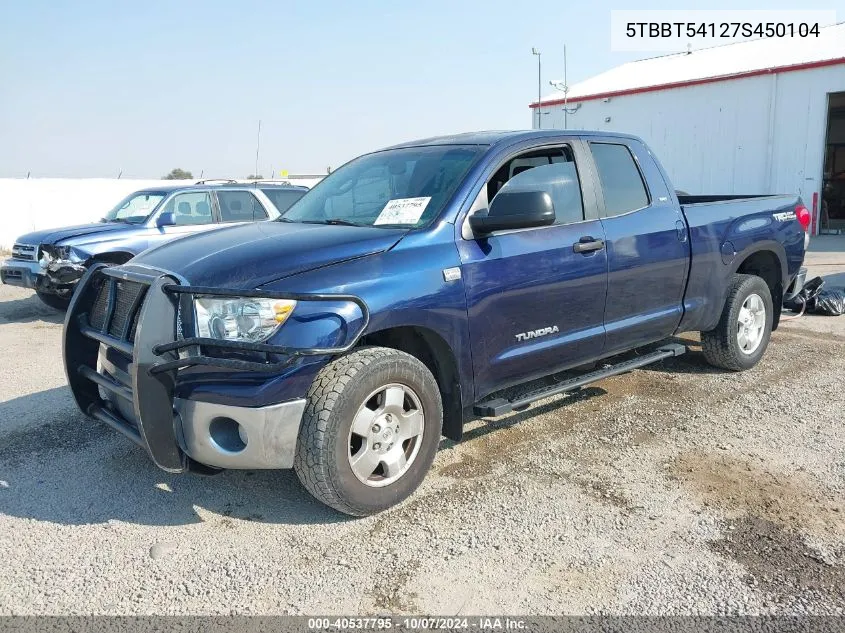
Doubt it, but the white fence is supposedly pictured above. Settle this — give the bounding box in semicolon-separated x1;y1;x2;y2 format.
0;177;322;250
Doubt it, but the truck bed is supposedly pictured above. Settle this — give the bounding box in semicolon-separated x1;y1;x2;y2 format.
678;194;786;205
676;193;805;334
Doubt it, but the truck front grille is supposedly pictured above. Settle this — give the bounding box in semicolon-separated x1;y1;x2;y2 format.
11;243;37;261
89;278;147;343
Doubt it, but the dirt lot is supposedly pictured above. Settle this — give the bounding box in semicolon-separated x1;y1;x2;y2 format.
1;239;844;615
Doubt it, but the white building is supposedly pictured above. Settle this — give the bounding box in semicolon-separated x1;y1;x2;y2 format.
531;23;845;234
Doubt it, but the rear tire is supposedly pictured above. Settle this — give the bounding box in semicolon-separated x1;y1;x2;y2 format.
293;346;443;516
701;274;773;371
35;289;71;311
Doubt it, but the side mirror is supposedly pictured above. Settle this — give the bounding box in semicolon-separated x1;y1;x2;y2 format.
469;190;555;235
156;211;176;228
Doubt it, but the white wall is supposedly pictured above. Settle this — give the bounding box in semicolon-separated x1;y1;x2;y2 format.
0;177;322;250
538;64;845;232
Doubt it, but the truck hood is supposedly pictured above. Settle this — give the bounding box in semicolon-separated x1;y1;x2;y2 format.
132;221;407;288
15;222;132;246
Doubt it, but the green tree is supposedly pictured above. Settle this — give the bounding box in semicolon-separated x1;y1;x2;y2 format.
246;174;264;180
163;168;193;180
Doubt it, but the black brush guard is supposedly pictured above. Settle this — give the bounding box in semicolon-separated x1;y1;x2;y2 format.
63;263;369;473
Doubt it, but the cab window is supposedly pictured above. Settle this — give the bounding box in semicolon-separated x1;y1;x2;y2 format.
487;146;584;225
161;192;215;225
590;143;650;217
218;191;268;222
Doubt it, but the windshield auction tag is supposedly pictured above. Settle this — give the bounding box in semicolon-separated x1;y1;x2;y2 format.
374;197;431;225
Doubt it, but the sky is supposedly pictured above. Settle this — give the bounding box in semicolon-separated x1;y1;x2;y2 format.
1;0;841;179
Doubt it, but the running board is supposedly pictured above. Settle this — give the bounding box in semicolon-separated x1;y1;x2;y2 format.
473;343;686;418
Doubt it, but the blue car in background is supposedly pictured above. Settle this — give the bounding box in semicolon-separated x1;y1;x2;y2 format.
1;181;308;309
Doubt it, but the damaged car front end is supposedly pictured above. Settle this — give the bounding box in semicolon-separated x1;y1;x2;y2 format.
38;244;91;294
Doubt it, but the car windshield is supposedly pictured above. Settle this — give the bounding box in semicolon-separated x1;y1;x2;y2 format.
280;145;483;228
103;191;168;224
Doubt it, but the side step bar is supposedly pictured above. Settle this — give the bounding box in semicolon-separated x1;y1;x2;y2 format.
473;343;686;417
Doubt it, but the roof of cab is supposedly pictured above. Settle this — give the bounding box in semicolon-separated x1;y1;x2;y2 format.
381;129;640;151
133;182;308;194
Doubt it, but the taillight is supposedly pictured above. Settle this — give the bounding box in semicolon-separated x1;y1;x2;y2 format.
795;204;811;231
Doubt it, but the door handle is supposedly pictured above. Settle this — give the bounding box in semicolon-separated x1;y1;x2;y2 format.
573;238;605;253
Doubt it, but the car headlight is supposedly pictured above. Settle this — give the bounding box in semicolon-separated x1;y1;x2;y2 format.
39;245;85;268
193;297;296;342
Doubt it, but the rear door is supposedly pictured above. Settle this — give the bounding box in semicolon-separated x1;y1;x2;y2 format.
215;189;270;224
588;137;690;353
459;140;609;400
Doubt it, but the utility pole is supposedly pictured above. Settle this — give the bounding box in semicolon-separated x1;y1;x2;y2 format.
532;48;542;129
550;45;580;129
563;45;568;128
255;120;262;178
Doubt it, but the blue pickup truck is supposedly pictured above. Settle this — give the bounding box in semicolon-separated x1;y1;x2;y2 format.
63;131;810;515
1;181;307;310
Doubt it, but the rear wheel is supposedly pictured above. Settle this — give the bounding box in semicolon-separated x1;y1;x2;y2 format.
701;274;773;371
294;346;443;516
35;289;72;311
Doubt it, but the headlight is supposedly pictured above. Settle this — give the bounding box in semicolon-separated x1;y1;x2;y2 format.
194;297;296;342
39;245;85;268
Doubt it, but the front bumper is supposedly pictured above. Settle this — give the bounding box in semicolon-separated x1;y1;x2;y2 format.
95;342;307;469
1;258;40;289
63;263;368;473
1;256;86;292
175;397;306;469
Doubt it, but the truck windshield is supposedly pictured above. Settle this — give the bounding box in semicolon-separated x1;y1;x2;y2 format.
103;192;168;224
280;145;483;228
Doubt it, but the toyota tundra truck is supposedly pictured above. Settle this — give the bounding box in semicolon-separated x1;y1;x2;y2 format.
63;130;810;515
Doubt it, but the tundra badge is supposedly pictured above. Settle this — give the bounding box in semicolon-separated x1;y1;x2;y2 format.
515;325;560;342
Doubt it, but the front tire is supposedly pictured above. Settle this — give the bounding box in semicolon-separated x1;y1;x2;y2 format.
701;274;773;371
294;346;443;516
35;289;72;311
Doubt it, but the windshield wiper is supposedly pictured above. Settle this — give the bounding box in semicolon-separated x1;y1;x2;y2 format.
291;219;365;227
276;218;365;227
321;219;363;227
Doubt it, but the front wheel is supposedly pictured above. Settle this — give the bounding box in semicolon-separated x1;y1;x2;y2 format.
35;289;72;311
701;274;773;371
294;346;443;516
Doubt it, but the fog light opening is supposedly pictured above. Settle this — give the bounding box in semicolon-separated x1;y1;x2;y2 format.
208;417;247;453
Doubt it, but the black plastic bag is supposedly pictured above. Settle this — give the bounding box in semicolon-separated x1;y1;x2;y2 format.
784;276;824;313
813;289;845;316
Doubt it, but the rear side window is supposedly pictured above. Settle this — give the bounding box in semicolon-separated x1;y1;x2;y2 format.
590;143;649;216
218;191;268;222
261;188;306;214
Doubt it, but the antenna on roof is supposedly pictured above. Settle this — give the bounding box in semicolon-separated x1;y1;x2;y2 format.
686;43;692;55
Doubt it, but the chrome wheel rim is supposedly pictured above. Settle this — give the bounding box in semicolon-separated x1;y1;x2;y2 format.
347;383;424;487
737;293;766;355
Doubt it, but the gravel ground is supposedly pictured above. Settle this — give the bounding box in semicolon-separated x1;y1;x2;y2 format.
1;240;844;616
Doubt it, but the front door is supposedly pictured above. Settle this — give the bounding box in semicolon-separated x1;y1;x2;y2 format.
458;143;609;400
147;190;219;249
